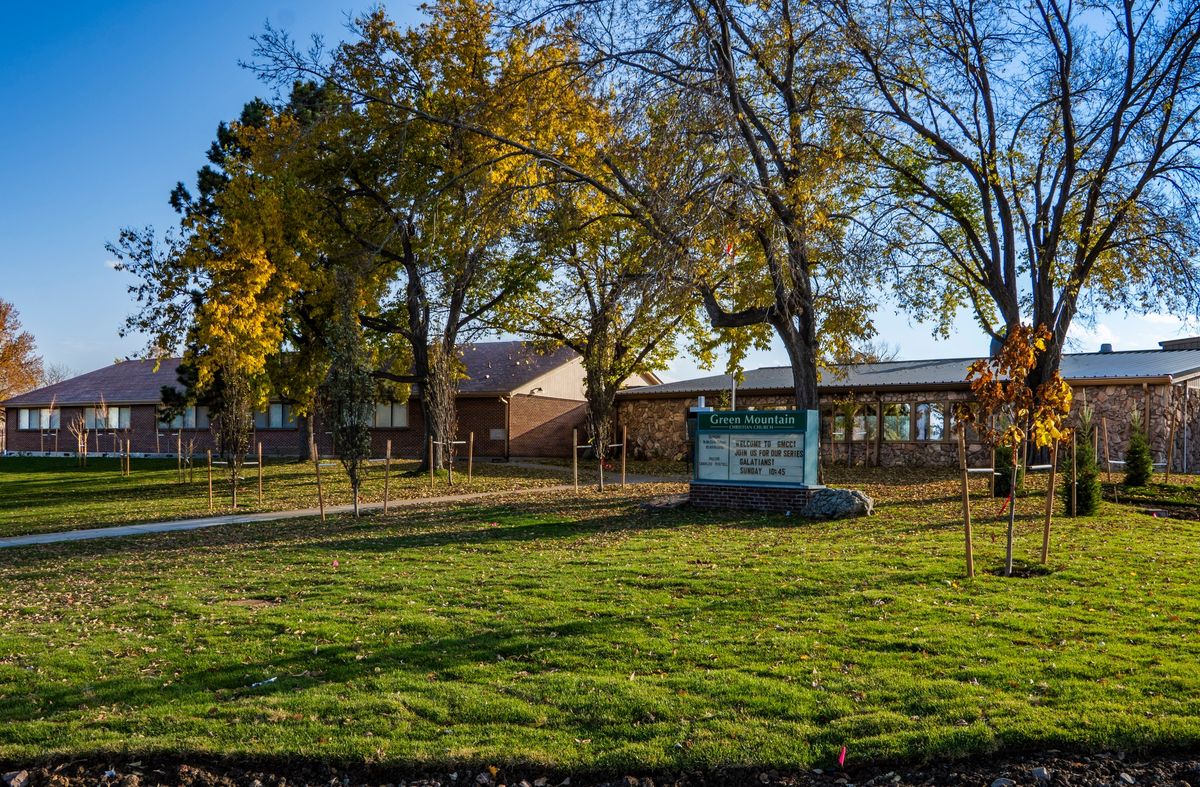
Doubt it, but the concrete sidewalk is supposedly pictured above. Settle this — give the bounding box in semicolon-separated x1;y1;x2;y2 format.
0;483;582;549
0;471;681;550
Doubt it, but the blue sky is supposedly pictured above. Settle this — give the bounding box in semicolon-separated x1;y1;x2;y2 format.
0;2;1190;384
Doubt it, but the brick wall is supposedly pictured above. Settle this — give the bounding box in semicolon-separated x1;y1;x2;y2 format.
689;482;814;513
454;398;507;457
509;395;587;457
5;393;578;461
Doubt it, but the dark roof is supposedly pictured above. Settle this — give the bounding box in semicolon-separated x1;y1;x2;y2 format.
457;341;579;395
3;358;184;408
3;342;581;408
619;348;1200;398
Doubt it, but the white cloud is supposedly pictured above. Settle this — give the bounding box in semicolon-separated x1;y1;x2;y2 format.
104;260;120;270
1067;312;1200;352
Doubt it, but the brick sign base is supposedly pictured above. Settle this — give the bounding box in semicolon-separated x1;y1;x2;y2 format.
689;482;815;513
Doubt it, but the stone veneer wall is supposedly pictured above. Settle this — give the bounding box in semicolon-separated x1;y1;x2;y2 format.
618;381;1200;471
1072;382;1200;473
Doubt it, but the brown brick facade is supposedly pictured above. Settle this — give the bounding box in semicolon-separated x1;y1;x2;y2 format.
508;395;587;457
4;394;584;460
689;482;815;513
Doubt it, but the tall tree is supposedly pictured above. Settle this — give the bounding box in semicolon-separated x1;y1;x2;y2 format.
111;86;344;457
506;182;705;456
837;0;1200;386
254;1;577;467
253;0;877;410
325;267;376;515
0;299;43;401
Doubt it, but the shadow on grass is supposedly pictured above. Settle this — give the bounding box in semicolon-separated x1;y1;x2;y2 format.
0;615;636;728
0;491;843;566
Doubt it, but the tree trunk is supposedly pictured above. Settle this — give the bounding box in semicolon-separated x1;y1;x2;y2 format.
231;465;239;510
299;415;315;461
422;343;459;471
584;363;617;459
771;309;820;410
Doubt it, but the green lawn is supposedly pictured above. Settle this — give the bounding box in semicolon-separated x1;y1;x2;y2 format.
1;469;1198;770
0;455;567;538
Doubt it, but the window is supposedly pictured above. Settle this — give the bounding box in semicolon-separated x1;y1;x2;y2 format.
950;404;980;442
852;404;877;441
882;403;912;441
158;406;210;430
820;407;835;441
826;407;853;441
254;403;296;429
84;406;130;430
915;402;946;441
17;408;59;430
372;401;409;428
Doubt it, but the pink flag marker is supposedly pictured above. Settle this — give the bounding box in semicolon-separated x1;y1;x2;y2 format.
838;746;847;768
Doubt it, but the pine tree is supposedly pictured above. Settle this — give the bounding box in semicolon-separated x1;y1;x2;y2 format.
993;444;1024;497
1062;410;1102;516
1124;412;1153;487
324;270;376;517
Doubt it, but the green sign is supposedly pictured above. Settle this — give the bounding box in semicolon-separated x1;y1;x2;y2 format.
699;411;809;431
694;409;820;488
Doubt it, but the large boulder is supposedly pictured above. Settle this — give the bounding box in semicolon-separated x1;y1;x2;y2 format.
800;488;873;520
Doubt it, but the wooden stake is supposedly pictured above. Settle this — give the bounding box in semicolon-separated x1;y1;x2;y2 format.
874;398;883;467
207;450;213;513
989;446;996;498
957;427;974;578
1041;440;1058;564
468;432;474;483
257;442;263;505
177;432;183;483
126;439;131;475
1144;382;1151;441
621;424;628;488
313;441;325;522
1102;417;1112;483
1166;417;1177;484
447;438;454;487
383;439;391;515
598;450;605;493
572;428;579;492
428;436;435;486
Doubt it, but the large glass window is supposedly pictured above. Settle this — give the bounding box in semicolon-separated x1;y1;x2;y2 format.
373;401;409;428
158;406;210;430
883;403;912;441
949;404;980;442
18;408;59;430
85;406;130;430
254;403;296;429
832;411;848;441
852;404;877;441
915;402;946;441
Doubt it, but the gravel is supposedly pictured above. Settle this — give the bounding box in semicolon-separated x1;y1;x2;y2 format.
2;751;1198;787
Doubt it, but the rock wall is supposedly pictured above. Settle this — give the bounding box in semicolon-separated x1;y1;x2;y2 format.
618;381;1200;471
1072;382;1198;473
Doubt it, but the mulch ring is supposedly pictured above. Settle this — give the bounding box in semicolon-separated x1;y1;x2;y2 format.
3;750;1200;787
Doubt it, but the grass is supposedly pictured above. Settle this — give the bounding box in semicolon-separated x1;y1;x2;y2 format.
0;455;566;538
1104;472;1200;508
1;468;1198;771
